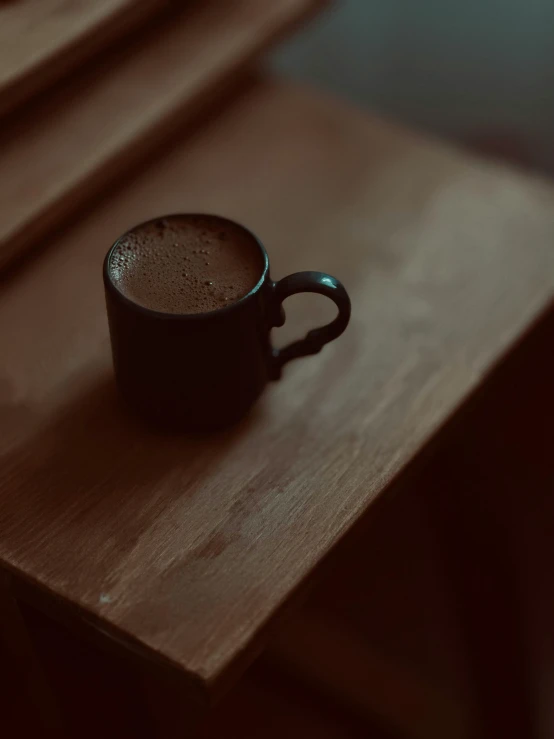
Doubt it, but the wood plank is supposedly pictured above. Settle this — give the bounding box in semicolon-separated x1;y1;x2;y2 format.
266;608;470;739
264;471;476;739
0;572;63;733
18;600;208;739
267;312;554;739
417;314;554;739
0;78;553;702
200;662;381;738
0;0;324;270
0;0;166;118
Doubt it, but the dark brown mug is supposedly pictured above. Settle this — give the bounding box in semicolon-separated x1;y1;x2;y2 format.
103;214;351;431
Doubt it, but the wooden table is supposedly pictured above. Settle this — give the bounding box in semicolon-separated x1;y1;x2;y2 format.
1;75;554;735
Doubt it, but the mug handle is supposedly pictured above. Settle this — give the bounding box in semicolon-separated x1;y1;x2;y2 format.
269;271;351;380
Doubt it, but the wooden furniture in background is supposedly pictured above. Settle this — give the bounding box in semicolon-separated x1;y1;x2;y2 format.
0;0;167;118
1;76;553;736
0;0;323;270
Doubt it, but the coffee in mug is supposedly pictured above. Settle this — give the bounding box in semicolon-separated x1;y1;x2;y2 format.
109;215;263;314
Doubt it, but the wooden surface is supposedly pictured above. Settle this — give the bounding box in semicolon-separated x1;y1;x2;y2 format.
267;313;554;739
14;599;207;738
1;78;554;701
265;441;475;739
418;314;554;739
0;572;62;733
267;607;469;739
6;599;381;739
200;661;381;738
0;0;322;270
0;0;165;118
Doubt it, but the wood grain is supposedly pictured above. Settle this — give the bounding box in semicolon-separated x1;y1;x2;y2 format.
0;78;553;701
18;597;208;738
419;314;554;739
0;0;323;270
0;572;62;733
265;472;475;739
200;661;376;738
267;608;469;739
0;0;166;118
267;309;554;739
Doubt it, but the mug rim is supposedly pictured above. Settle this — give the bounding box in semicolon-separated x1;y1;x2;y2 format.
103;213;270;321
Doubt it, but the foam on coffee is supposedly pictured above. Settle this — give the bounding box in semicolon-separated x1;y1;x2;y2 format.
109;215;264;314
